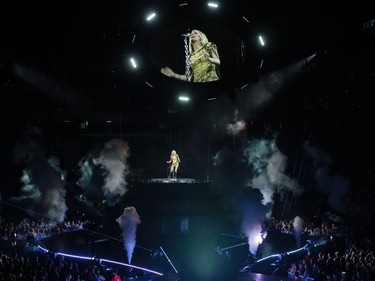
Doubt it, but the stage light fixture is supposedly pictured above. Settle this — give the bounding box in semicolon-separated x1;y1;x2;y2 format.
146;12;156;22
208;2;219;8
258;35;265;46
178;96;190;102
130;58;137;69
145;81;153;88
242;16;250;23
131;34;136;44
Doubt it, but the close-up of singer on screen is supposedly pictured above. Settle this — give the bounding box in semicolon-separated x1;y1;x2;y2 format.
160;29;220;83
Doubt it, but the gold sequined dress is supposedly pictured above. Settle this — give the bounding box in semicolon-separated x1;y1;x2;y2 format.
189;42;220;82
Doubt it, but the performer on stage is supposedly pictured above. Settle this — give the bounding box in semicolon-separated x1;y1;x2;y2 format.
167;150;181;179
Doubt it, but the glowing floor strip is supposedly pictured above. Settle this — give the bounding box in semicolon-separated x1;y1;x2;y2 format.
100;259;163;276
37;245;163;276
255;243;308;263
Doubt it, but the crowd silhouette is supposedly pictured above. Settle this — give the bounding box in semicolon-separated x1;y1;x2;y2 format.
0;186;374;281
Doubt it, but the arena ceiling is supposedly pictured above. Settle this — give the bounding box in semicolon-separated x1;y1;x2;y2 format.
1;0;374;122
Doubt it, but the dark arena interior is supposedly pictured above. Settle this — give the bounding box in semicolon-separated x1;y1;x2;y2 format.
1;1;375;281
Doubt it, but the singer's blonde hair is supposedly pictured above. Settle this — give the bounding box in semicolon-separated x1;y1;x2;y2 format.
189;29;209;54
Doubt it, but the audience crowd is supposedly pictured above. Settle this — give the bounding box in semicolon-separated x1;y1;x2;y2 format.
0;188;374;281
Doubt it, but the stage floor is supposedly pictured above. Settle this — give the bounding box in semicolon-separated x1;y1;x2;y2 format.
32;229;291;281
149;178;196;184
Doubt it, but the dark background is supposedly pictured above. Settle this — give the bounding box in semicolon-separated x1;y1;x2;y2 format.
1;0;374;229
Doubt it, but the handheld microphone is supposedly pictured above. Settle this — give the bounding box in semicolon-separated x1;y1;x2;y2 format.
181;33;191;37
